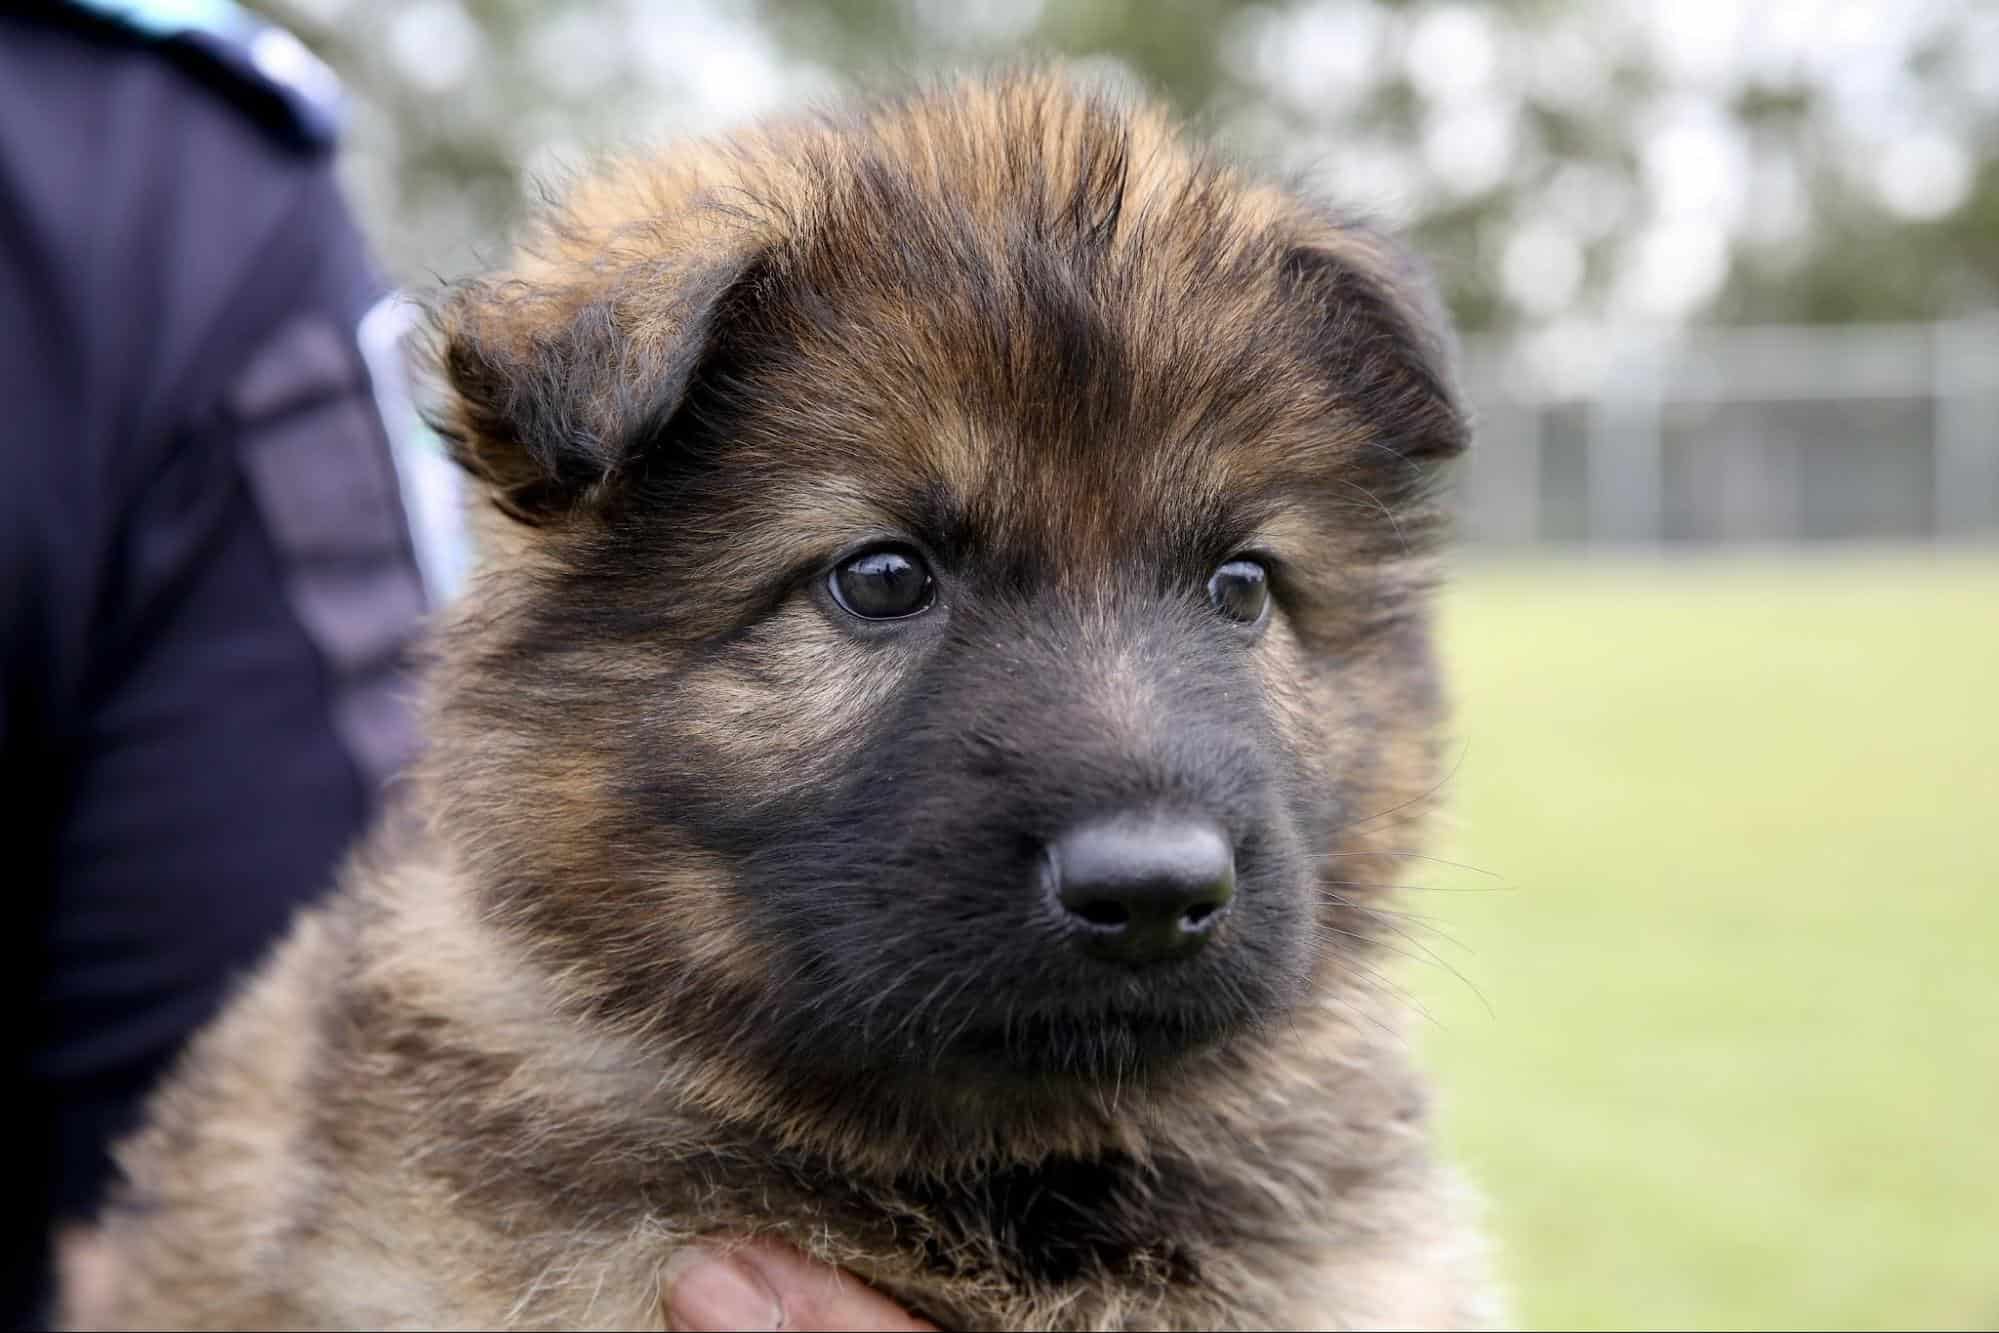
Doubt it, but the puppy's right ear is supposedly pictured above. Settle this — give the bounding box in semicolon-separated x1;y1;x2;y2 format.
429;255;759;524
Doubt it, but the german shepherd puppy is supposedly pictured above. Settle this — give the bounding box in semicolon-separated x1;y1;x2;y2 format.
80;72;1498;1330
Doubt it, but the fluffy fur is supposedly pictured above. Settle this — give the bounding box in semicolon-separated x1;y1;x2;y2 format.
76;71;1499;1331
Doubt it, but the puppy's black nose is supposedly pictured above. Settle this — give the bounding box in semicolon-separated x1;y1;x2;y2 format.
1045;816;1235;964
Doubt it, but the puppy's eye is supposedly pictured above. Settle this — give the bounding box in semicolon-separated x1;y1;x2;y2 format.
829;546;935;620
1207;558;1270;625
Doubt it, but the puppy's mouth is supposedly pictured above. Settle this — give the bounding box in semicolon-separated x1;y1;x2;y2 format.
940;1002;1242;1080
865;943;1283;1082
764;931;1283;1090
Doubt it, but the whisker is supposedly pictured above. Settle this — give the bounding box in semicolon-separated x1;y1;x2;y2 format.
1323;954;1436;1032
1317;850;1504;879
1329;899;1472;952
1339;738;1472;830
1314;923;1490;1022
1335;479;1413;560
1322;877;1514;895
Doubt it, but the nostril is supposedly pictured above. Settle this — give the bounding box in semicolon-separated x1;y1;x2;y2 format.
1073;899;1130;929
1182;900;1218;927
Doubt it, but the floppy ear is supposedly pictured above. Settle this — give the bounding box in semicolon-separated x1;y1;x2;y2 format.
1278;224;1469;483
429;255;760;524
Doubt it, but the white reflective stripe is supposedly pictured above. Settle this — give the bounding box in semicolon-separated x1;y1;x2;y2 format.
246;26;343;113
357;292;472;604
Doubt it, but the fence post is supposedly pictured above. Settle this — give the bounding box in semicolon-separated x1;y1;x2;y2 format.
1463;393;1544;545
1934;316;1999;541
1587;350;1665;547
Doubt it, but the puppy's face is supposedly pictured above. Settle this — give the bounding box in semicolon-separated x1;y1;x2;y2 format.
430;78;1464;1154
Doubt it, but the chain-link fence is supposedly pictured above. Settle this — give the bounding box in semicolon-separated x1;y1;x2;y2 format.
1455;316;1999;547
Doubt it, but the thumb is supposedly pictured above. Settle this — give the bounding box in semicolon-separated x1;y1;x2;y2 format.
663;1239;937;1332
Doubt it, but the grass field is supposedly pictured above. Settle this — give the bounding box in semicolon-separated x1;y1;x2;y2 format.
1406;550;1999;1331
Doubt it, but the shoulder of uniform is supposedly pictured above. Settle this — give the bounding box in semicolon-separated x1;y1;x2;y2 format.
54;0;346;152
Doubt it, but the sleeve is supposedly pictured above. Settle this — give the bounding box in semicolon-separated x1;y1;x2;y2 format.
29;164;431;1232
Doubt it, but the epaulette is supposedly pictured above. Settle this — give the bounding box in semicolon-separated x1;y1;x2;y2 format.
55;0;346;151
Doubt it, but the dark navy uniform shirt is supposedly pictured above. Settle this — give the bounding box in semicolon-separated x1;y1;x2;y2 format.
0;4;434;1322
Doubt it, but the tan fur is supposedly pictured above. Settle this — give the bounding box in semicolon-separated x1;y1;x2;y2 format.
74;71;1501;1331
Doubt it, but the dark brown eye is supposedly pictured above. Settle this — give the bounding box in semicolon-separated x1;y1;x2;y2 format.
829;546;935;620
1207;558;1269;625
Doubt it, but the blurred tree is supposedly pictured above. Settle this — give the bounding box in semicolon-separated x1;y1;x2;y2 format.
249;0;1999;333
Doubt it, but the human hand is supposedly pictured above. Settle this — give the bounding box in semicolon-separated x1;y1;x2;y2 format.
663;1238;936;1332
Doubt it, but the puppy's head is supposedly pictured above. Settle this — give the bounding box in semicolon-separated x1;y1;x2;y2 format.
426;72;1466;1167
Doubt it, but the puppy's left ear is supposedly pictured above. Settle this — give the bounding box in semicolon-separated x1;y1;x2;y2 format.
1279;223;1470;477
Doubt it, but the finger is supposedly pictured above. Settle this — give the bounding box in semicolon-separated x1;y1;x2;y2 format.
56;1222;123;1330
732;1240;937;1332
663;1239;936;1333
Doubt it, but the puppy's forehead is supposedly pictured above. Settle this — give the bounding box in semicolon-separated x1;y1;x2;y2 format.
700;88;1414;559
718;421;1333;585
721;253;1369;569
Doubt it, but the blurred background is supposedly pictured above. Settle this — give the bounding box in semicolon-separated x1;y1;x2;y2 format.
248;0;1997;1326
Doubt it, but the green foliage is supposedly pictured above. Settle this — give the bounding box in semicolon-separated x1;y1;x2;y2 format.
250;0;1998;333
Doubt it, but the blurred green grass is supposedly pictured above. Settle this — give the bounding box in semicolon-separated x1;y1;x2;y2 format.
1409;551;1999;1332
